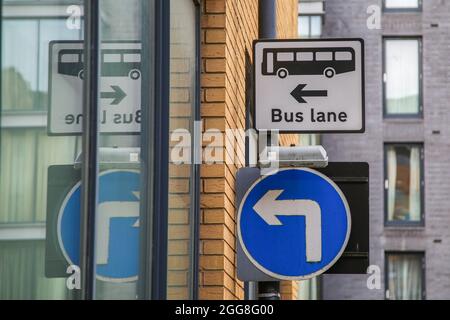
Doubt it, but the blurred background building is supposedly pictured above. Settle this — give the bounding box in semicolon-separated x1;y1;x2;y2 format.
302;0;450;300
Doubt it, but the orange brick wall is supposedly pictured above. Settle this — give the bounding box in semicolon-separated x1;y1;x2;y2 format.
200;0;298;300
280;280;299;300
276;0;298;39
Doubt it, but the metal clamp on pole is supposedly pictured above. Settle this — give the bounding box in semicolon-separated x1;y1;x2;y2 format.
259;145;329;168
257;292;281;300
73;147;141;169
258;282;282;300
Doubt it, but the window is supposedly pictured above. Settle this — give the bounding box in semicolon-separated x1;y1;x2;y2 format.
103;54;121;63
383;38;422;117
167;0;200;300
298;15;322;38
61;53;79;63
93;0;146;300
1;0;200;300
384;0;421;11
298;1;324;38
123;54;140;63
0;240;71;299
1;0;83;300
385;144;424;225
315;51;332;61
2;18;82;111
335;51;352;61
277;52;294;61
386;252;425;300
296;52;313;61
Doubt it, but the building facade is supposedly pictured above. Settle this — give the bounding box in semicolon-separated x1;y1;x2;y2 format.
0;0;302;300
320;0;450;300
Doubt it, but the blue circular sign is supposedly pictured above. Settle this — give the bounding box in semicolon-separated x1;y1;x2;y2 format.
238;168;351;280
57;170;140;282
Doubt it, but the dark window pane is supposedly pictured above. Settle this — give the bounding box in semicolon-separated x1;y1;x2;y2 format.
387;253;423;300
0;240;70;299
385;0;420;9
386;144;422;223
384;39;420;115
298;16;310;38
310;16;322;37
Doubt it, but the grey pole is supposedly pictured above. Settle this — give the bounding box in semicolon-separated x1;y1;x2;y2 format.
257;0;280;301
258;0;277;149
259;0;277;39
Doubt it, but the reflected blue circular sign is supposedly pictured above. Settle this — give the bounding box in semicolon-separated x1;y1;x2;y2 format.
238;168;351;280
57;170;140;282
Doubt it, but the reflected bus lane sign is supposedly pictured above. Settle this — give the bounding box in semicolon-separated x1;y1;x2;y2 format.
48;41;142;135
254;39;365;133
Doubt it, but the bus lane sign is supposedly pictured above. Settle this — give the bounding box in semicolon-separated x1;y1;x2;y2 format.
48;41;142;135
254;39;365;133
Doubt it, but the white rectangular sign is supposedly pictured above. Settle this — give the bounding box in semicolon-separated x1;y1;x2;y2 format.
254;39;365;133
49;41;141;135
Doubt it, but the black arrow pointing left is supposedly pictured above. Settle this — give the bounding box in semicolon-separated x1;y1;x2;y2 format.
101;85;126;105
290;84;328;104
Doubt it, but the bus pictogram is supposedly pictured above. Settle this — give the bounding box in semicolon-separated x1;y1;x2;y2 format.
58;49;141;80
262;47;356;79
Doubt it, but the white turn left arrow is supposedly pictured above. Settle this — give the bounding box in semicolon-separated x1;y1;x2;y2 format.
252;190;322;262
96;191;140;265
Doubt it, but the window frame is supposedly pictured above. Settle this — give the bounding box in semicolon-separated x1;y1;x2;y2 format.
382;0;422;13
0;224;46;240
0;0;85;300
383;143;425;227
189;0;201;301
382;36;423;119
1;11;83;117
385;251;426;300
139;0;201;300
138;0;171;300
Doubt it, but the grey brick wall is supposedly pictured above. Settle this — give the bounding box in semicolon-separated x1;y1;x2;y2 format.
321;0;450;300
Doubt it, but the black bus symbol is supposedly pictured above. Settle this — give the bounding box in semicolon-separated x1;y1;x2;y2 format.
58;49;141;80
262;47;356;79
